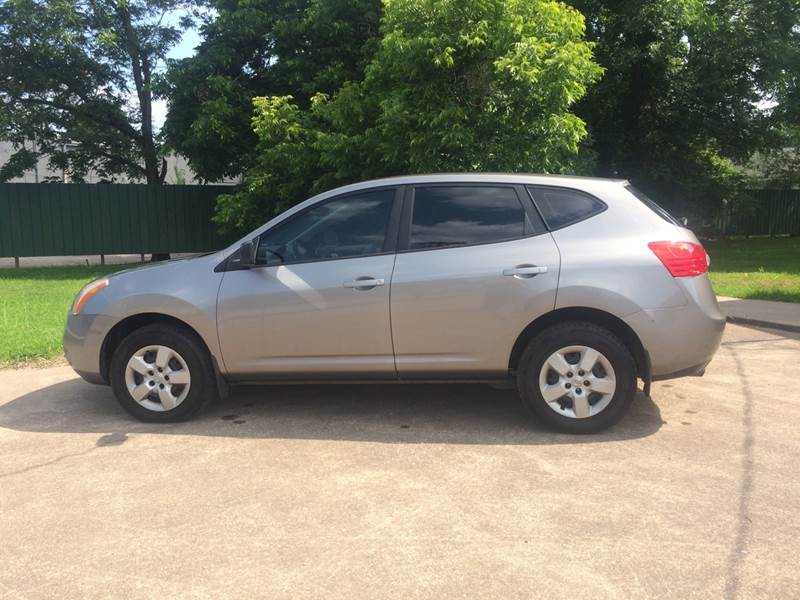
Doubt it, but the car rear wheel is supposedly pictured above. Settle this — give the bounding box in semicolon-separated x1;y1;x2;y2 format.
109;324;218;422
516;321;637;433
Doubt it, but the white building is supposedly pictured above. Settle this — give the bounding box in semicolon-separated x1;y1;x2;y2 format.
0;141;237;185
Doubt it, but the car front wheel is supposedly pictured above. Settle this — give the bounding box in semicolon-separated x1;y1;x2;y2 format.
109;324;218;422
516;321;637;433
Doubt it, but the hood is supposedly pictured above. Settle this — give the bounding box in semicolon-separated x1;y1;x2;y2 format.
107;252;218;279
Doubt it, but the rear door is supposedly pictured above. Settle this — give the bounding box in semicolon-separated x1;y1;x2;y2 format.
389;184;561;378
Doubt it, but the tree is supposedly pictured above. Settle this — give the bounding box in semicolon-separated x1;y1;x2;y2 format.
160;0;383;182
215;0;603;231
0;0;200;183
748;127;800;188
570;0;800;218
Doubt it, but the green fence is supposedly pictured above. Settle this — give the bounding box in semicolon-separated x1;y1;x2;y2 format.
2;183;797;258
714;189;800;237
0;183;238;258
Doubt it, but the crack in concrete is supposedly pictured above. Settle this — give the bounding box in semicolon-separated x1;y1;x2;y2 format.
0;447;97;479
0;432;128;478
721;338;797;346
723;346;755;600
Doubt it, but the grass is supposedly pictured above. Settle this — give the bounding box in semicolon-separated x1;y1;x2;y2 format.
0;264;129;366
705;237;800;303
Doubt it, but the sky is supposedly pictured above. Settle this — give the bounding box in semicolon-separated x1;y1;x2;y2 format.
150;14;204;130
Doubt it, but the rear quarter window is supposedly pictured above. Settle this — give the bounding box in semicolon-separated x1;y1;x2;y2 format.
526;186;606;230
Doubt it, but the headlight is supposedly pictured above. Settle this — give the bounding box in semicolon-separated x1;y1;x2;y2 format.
72;279;110;315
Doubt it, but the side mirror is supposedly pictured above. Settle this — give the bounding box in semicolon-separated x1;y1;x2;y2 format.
239;240;257;266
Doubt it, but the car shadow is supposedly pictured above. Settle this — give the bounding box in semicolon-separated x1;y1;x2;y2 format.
0;378;664;445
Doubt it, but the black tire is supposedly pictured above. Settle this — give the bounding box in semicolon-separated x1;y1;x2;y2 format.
109;324;218;422
516;321;637;434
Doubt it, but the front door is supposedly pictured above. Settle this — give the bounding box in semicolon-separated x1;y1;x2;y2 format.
390;184;561;378
217;187;401;379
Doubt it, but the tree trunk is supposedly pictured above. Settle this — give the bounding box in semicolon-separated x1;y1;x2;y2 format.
120;7;169;261
119;7;165;186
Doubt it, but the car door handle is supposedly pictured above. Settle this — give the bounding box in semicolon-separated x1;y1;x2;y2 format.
343;277;385;289
502;265;548;279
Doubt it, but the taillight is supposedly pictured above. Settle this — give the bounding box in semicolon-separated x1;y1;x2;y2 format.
648;241;709;277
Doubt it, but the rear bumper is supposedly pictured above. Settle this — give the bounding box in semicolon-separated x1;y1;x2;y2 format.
652;361;710;381
624;275;726;378
63;312;115;385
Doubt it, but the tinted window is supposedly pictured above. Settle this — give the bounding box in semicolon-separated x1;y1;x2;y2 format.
626;184;680;225
528;186;606;229
410;186;534;250
256;189;395;265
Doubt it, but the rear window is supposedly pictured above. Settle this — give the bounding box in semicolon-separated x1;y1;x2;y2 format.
625;185;680;225
527;186;606;230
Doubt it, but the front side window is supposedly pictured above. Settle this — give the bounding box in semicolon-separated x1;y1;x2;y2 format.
409;186;535;250
528;186;606;230
256;189;395;265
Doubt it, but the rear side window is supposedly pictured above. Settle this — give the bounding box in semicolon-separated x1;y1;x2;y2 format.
409;186;538;250
626;184;680;225
527;186;606;230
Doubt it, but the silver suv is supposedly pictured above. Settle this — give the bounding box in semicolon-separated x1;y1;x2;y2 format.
64;174;725;433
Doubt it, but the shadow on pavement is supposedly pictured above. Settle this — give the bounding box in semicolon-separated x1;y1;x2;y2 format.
0;379;664;445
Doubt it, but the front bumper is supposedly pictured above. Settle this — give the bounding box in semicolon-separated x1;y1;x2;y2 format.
63;312;115;385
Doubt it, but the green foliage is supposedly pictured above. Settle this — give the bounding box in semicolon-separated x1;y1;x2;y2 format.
0;147;38;182
748;126;800;188
0;0;201;183
216;0;602;231
571;0;800;216
160;0;382;182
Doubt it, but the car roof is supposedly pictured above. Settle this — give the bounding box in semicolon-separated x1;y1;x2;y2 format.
318;173;628;198
229;173;632;251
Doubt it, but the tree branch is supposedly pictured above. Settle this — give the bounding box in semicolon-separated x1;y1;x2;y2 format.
14;96;140;141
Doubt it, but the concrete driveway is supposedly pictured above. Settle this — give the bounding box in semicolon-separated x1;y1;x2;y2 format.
0;323;798;599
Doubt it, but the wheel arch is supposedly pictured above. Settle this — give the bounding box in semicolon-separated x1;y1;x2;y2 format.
508;307;648;381
100;313;214;384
